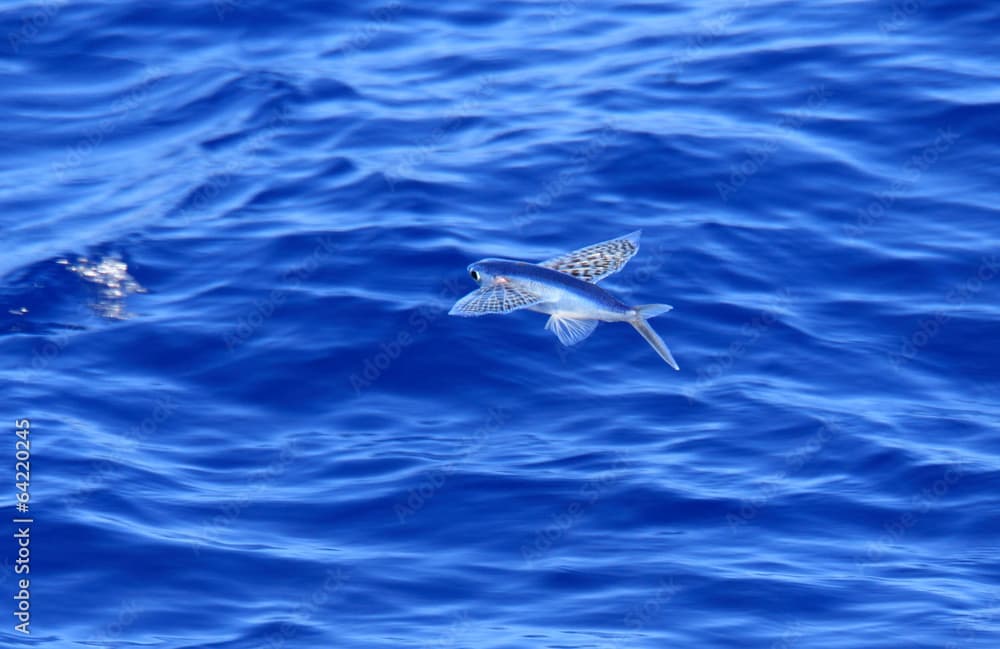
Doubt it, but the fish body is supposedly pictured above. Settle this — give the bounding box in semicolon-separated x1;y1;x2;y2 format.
449;231;680;369
469;259;633;321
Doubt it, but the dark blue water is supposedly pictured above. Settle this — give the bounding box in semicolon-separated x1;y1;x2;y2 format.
2;1;999;647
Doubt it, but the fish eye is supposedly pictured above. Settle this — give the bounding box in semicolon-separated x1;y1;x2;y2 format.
470;270;481;281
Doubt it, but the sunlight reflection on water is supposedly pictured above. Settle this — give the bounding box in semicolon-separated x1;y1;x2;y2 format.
61;256;146;320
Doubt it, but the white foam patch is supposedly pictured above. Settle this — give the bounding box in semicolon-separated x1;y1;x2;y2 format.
65;256;146;320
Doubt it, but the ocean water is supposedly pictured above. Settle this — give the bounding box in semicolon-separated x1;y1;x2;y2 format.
1;0;999;647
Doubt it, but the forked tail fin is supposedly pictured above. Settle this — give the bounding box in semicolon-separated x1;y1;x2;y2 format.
630;304;679;370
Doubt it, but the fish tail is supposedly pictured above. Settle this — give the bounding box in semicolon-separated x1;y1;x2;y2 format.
629;304;679;370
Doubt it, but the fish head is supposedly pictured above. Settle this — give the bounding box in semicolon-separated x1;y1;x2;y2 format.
466;258;509;286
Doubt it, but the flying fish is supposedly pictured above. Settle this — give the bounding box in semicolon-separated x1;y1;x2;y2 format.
449;231;679;369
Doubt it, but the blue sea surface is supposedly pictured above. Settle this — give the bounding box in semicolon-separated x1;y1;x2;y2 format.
1;1;999;647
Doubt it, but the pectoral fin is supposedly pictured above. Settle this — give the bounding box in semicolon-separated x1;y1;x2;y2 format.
449;284;544;316
545;314;598;346
538;231;641;283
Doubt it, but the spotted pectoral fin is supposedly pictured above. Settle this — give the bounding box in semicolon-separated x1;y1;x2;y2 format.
545;314;598;346
538;230;641;283
448;283;545;316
